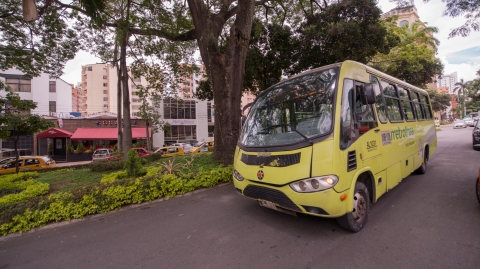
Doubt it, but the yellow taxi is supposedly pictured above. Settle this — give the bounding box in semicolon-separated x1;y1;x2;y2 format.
154;146;185;157
0;156;57;174
192;141;214;153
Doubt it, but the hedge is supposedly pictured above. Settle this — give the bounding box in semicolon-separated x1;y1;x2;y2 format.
0;166;232;235
0;172;49;206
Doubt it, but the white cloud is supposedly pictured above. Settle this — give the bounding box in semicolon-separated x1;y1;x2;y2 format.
60;51;101;85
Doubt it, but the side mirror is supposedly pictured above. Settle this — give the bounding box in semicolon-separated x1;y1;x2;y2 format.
363;83;376;105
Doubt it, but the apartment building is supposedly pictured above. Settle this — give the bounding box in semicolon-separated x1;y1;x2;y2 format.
437;72;458;94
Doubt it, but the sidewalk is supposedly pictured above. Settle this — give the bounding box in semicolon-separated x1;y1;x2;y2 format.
56;160;92;167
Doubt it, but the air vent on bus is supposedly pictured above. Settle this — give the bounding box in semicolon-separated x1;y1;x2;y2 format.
347;150;357;171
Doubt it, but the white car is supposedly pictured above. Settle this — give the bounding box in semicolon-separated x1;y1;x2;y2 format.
171;143;194;153
464;118;474;127
453;120;466;129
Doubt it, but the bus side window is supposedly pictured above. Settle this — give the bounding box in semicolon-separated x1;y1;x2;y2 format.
370;76;387;123
355;82;378;135
380;80;403;122
340;79;357;150
422;95;433;119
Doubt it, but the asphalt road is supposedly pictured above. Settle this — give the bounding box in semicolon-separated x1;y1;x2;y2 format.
1;125;479;269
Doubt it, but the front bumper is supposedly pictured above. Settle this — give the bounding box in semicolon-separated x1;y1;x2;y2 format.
233;178;349;218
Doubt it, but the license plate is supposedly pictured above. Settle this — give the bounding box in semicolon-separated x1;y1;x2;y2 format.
259;199;277;210
98;155;104;158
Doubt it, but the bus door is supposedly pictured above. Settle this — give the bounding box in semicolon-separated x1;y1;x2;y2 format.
353;81;382;174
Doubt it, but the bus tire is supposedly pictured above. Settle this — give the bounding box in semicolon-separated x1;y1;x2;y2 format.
415;151;427;174
336;181;370;233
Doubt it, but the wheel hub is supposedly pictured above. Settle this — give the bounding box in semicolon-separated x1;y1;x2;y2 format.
352;192;366;222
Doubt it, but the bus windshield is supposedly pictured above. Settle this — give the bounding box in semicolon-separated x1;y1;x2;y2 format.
240;68;338;147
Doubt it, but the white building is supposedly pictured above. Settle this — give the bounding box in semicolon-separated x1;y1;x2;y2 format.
437;72;458;94
0;67;73;118
0;67;73;156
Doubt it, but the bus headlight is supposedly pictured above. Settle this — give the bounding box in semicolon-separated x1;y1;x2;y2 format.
289;175;338;192
233;168;244;181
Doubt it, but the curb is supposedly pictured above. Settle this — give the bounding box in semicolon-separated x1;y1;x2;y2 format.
0;182;232;242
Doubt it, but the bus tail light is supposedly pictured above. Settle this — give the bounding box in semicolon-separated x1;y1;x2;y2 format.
289;175;338;193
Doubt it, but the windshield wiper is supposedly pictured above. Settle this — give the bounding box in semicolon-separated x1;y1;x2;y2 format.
265;124;312;144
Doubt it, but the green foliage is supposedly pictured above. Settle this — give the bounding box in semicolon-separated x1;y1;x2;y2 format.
124;149;145;177
89;159;125;172
77;143;86;154
100;171;128;184
67;144;75;154
0;172;49;205
426;89;452;112
369;20;444;87
0;165;232;235
293;0;396;74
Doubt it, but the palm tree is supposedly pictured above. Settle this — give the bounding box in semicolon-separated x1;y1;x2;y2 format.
454;78;469;117
401;21;440;51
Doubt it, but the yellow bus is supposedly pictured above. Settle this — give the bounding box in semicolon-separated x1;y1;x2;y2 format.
232;61;437;232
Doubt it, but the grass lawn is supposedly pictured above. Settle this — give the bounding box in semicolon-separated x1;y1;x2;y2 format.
15;152;223;195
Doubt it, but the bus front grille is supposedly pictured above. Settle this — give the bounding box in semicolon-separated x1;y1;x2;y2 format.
241;153;301;167
243;185;301;212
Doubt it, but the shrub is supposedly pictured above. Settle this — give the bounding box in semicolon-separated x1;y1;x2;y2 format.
100;171;129;184
77;143;86;153
124;149;145;177
0;172;49;205
89;159;126;172
67;144;75;154
0;162;232;235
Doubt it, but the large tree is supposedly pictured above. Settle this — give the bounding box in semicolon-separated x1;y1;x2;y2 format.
454;78;469;117
369;19;444;87
292;0;398;74
426;88;451;113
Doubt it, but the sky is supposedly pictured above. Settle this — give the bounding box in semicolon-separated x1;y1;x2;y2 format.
60;0;480;86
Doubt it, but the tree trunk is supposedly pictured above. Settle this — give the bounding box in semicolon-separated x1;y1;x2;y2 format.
145;120;150;151
116;64;123;152
188;0;255;166
13;135;19;174
121;0;132;158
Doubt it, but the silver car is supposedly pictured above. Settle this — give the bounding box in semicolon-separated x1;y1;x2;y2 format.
171;143;193;153
464;118;474;127
92;148;114;161
453;120;466;129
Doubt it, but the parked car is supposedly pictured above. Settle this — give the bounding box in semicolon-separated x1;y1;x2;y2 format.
171;143;193;154
132;148;152;157
92;148;114;161
473;119;480;150
0;156;56;174
477;168;480;204
0;157;16;166
192;141;214;153
154;146;185;157
464;117;474;127
453;119;466;129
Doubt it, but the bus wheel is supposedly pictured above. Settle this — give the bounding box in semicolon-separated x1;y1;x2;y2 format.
336;181;370;232
415;151;427;174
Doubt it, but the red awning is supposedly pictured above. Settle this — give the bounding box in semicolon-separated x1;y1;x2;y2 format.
70;128;151;140
36;128;74;138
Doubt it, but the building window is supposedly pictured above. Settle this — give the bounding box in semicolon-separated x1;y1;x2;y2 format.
163;98;196;119
103;90;108;94
131;84;136;89
207;102;212;122
6;78;31;92
49;101;56;113
399;20;409;27
103;97;108;101
103;75;107;79
87;66;92;71
164;125;197;140
49;81;56;92
133;77;141;82
103;83;108;87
